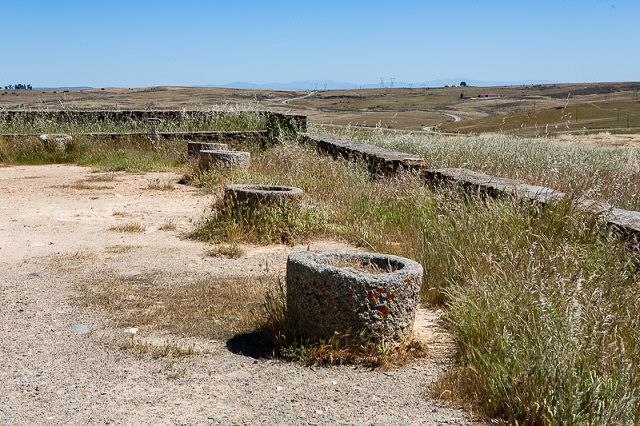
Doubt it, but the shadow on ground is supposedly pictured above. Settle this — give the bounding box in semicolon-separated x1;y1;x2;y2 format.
226;331;276;359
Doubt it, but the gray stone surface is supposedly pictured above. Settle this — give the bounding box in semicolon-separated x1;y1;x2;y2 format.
430;168;567;204
576;199;640;236
224;184;304;207
187;141;229;157
70;324;89;334
286;251;423;347
608;207;640;235
39;133;73;151
198;149;250;171
302;133;424;176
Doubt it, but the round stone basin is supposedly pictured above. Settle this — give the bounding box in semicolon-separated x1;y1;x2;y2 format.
224;184;304;207
187;141;229;157
198;150;250;171
286;250;423;347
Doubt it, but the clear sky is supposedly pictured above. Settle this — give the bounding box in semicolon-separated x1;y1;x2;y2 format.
1;0;637;88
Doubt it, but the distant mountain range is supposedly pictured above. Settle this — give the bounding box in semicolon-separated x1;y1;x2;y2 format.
209;79;558;91
30;80;557;92
32;86;92;90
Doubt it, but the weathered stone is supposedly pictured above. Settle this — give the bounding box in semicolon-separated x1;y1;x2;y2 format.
608;207;640;235
70;324;89;334
198;150;250;171
224;184;303;207
576;200;640;237
39;133;73;151
187;141;229;157
286;251;423;347
301;133;424;176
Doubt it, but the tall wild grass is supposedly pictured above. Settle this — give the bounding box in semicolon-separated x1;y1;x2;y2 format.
312;124;640;211
0;106;269;134
191;141;639;424
0;134;185;171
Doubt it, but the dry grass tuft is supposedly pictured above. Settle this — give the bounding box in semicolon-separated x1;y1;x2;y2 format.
104;244;143;254
205;243;246;259
63;181;114;190
75;274;279;341
146;178;175;191
49;251;98;272
108;222;145;233
158;220;177;231
123;339;196;360
282;334;428;369
85;173;117;182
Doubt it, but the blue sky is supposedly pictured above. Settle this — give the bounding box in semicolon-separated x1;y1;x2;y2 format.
1;0;637;88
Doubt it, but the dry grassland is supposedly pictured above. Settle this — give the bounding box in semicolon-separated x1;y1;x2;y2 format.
2;82;639;136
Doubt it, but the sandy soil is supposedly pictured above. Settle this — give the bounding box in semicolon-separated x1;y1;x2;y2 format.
0;164;482;425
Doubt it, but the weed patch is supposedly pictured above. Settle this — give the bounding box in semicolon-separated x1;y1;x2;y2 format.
191;198;327;245
123;339;196;360
64;181;114;190
205;243;246;258
84;173;116;182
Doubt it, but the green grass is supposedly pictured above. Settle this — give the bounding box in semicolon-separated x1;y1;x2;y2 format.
191;197;328;245
0;134;187;171
186;142;430;252
0;107;293;171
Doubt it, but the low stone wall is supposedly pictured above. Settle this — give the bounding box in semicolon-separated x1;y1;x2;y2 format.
304;133;640;238
0;110;306;134
1;130;269;147
187;142;229;157
224;184;304;207
300;133;424;176
163;131;269;147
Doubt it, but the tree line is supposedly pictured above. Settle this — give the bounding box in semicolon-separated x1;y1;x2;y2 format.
4;84;33;90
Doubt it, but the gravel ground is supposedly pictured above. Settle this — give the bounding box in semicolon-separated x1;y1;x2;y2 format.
0;165;485;425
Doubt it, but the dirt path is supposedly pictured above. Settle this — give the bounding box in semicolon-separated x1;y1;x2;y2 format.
0;165;481;425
